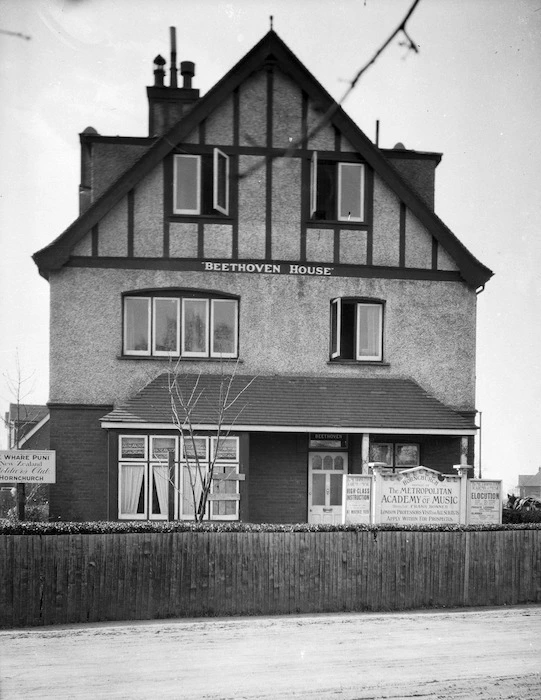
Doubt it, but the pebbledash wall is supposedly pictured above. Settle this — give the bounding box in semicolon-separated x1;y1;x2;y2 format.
35;29;491;523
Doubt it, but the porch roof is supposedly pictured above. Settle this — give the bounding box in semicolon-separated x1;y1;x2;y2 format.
101;373;476;435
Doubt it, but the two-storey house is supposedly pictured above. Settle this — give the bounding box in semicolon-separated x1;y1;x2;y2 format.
33;29;492;523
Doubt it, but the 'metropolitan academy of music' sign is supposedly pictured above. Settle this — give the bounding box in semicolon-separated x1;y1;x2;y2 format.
343;466;502;526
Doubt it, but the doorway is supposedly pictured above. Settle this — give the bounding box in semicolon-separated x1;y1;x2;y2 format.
308;451;348;524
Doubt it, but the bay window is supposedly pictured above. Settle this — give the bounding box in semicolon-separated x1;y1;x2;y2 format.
123;292;238;359
331;298;383;361
117;434;240;521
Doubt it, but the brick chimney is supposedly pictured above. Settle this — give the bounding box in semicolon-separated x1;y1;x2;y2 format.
147;27;200;136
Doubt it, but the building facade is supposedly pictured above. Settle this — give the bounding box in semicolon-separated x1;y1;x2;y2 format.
33;30;492;523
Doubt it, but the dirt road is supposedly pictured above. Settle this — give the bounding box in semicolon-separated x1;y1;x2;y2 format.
1;605;540;699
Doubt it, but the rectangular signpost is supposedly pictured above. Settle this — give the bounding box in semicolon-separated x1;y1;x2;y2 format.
342;474;372;524
467;479;502;524
0;451;56;484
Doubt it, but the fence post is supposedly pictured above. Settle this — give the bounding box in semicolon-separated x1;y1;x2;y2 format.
463;531;471;606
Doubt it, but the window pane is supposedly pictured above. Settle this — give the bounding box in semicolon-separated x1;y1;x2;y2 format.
339;163;364;221
330;299;340;358
182;437;208;461
182;464;206;518
330;473;343;506
357;304;382;359
323;455;333;470
211;464;237;517
154;298;179;353
124;297;150;353
211;300;237;356
312;473;326;506
213;149;229;214
120;464;145;515
183;299;208;355
311;454;322;470
174;155;200;213
151;437;176;461
213;436;238;461
120;436;146;460
333;456;344;471
150;465;169;517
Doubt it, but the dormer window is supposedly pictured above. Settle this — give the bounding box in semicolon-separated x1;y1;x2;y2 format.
310;153;365;222
173;149;230;216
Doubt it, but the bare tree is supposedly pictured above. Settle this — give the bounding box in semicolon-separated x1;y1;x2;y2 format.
1;352;38;520
165;360;255;522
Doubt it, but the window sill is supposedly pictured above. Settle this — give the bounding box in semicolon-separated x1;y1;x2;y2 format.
327;360;390;367
118;355;243;363
307;220;368;229
168;214;234;223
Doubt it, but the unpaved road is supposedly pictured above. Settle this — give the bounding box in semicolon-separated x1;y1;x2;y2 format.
1;606;540;699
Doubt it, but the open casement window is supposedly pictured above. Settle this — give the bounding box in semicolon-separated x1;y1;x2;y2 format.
173;149;230;216
124;294;239;359
213;148;229;215
331;299;383;361
310;153;365;222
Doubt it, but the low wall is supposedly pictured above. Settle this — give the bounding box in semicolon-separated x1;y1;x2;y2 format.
2;529;540;628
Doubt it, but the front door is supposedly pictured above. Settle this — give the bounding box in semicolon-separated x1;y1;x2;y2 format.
308;451;348;524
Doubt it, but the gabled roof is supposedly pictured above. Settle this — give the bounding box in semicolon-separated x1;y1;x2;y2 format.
518;468;541;487
101;373;476;435
33;30;493;288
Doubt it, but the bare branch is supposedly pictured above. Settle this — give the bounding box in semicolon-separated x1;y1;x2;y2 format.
238;0;422;182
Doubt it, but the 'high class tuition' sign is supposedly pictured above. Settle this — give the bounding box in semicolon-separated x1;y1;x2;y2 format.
0;451;56;483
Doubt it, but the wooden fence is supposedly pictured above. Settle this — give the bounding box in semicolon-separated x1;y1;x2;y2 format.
1;530;540;628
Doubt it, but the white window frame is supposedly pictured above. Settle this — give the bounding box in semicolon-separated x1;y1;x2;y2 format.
330;298;342;359
213;148;230;215
181;298;209;358
173;154;201;215
310;151;318;217
119;435;148;461
152;297;180;357
123;297;151;357
338;162;365;222
210;298;238;358
119;463;148;520
356;303;383;361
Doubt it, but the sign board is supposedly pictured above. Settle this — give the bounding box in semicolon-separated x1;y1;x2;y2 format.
310;433;348;449
342;474;372;524
374;466;461;525
0;450;56;484
468;479;502;525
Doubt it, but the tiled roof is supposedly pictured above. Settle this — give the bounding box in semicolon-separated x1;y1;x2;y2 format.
101;373;475;432
8;404;48;423
518;469;541;487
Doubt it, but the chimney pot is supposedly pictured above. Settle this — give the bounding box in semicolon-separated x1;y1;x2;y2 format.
153;54;166;87
181;61;195;89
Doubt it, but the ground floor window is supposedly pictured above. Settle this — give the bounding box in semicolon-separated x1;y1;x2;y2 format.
369;442;420;468
118;434;240;521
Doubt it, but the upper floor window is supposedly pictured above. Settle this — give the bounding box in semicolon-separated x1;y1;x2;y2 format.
173;149;230;216
330;298;383;361
123;292;238;359
311;153;365;222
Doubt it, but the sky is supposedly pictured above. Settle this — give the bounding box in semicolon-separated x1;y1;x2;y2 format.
0;0;540;493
